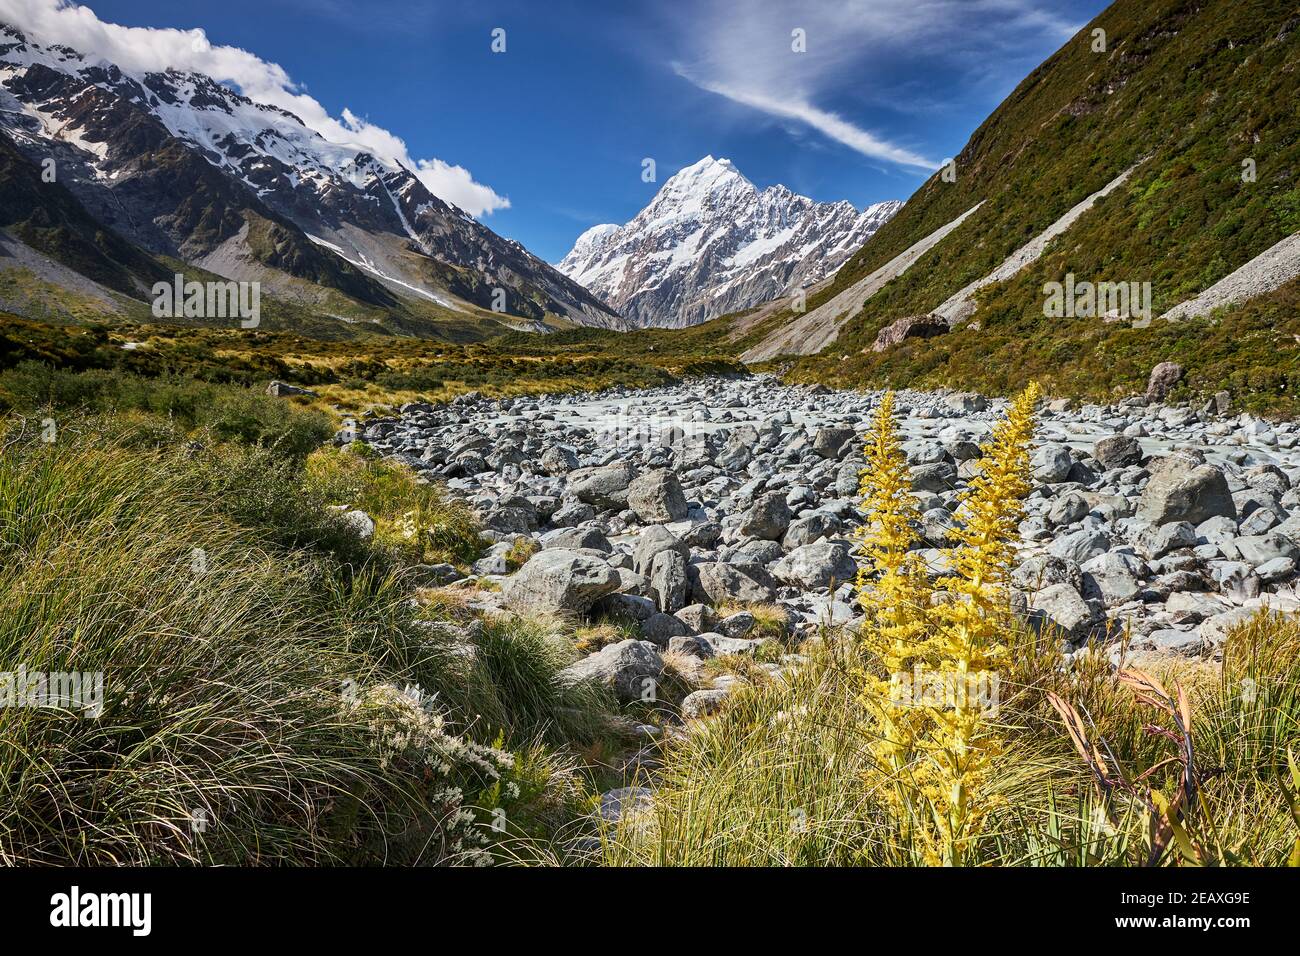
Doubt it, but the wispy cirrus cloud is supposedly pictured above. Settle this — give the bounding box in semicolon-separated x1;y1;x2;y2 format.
0;0;509;216
674;68;938;169
667;0;1086;171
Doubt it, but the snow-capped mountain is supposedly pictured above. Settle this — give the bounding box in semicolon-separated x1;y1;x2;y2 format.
0;24;624;328
557;156;902;328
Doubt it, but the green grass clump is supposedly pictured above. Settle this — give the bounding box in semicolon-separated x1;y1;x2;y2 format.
0;360;334;456
0;405;614;865
601;612;1300;867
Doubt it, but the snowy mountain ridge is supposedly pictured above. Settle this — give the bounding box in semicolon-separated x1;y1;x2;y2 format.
557;156;901;328
0;24;624;328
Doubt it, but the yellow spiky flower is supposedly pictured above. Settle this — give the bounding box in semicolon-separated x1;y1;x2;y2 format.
853;391;933;828
855;384;1041;864
917;381;1041;865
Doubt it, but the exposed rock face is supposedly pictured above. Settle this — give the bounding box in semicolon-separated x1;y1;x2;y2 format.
556;156;900;328
872;314;949;352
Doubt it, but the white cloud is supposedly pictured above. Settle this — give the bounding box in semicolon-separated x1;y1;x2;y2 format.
0;0;510;216
677;70;937;169
669;0;1086;171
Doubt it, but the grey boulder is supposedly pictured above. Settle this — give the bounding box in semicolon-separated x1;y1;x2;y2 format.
502;548;619;615
561;639;663;704
1137;459;1236;526
770;540;857;590
627;469;689;524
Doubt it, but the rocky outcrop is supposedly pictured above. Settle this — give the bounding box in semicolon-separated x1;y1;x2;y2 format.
872;314;949;352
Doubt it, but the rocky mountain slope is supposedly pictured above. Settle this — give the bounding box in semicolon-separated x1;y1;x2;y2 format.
732;0;1300;410
557;156;899;328
0;24;624;330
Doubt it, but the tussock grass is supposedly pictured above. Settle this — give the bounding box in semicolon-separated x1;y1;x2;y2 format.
601;616;1300;866
0;408;614;865
716;601;791;641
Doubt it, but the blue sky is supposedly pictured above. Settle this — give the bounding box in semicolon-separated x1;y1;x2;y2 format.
51;0;1108;262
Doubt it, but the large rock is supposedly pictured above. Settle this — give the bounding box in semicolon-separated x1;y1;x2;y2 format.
783;513;842;549
540;445;579;475
1047;492;1090;527
872;313;948;352
1013;554;1084;593
1133;628;1205;657
1082;569;1142;608
1145;362;1184;402
729;538;783;566
568;463;634;511
1031;444;1074;483
945;392;987;414
675;604;719;634
738;492;791;541
502;548;619;615
1198;607;1262;645
627;469;689;524
1233;533;1300;569
551;501;597;527
633;525;689;576
641;612;690;645
541;526;612;552
1134;521;1197;560
910;461;958;493
1093;434;1144;469
680;687;731;719
1137;459;1237;526
649;548;690;613
267;380;317;398
1049;529;1111;564
688;562;775;605
770;540;857;590
595;592;657;622
561;640;663;703
813;426;856;460
1025;582;1100;641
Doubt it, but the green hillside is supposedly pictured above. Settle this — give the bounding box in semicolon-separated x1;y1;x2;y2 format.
740;0;1300;412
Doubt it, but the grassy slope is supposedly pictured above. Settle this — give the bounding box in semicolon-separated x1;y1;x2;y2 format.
0;382;634;864
731;0;1300;413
